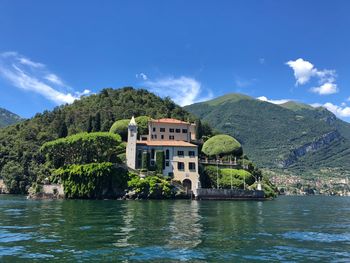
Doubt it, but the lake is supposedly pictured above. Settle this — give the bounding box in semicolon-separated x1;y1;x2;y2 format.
0;195;349;262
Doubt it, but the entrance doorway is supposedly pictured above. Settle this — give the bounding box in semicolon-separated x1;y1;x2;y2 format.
182;179;192;195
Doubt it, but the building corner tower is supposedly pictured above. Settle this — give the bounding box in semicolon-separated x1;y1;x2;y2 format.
126;116;137;169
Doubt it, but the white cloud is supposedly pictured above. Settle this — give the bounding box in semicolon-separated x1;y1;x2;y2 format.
323;102;350;118
136;73;148;80
286;58;316;85
311;82;338;95
143;76;212;106
286;58;338;95
257;96;290;105
44;73;65;86
0;52;90;104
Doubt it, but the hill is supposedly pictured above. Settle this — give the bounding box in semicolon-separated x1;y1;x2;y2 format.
185;94;350;179
0;87;193;193
0;107;23;128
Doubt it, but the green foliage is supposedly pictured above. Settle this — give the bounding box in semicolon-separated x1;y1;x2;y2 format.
109;115;151;141
220;168;255;188
141;151;149;170
0;161;28;194
201;166;256;190
41;132;122;168
201;165;220;188
202;134;242;157
185;93;350;178
155;150;164;174
127;174;173;199
0;87;194;193
54;162;128;199
109;119;130;141
135;116;151;136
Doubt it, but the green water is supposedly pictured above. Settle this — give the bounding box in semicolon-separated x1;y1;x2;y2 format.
0;195;350;262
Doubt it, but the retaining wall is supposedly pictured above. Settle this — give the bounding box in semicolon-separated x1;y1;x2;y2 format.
196;188;265;200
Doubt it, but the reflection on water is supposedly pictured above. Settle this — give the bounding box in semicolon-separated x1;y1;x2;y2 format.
0;195;350;262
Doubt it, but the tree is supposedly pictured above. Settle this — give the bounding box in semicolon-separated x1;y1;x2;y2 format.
87;116;93;132
109;119;130;141
58;122;68;138
93;112;101;132
41;132;122;168
1;161;27;194
202;134;242;157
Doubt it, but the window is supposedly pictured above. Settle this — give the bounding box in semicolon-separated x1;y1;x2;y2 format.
153;127;156;132
161;135;164;139
153;134;157;139
189;162;196;171
189;151;195;157
151;149;155;159
165;161;169;167
177;150;184;157
169;135;174;140
160;128;165;132
182;129;188;133
165;149;170;159
175;128;181;133
169;128;174;133
177;162;184;170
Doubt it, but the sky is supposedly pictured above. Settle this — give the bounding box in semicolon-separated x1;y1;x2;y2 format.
0;0;350;122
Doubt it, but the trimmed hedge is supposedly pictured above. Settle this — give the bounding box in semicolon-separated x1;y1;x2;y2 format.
202;134;242;157
54;162;128;199
41;132;122;168
109;116;150;141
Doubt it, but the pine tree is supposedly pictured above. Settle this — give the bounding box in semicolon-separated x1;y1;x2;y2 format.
93;112;101;132
87;116;93;133
58;122;68;138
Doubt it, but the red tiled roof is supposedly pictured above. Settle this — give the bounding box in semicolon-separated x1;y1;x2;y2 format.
137;140;197;147
150;118;189;124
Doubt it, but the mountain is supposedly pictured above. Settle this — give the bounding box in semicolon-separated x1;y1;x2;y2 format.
185;94;350;178
0;87;193;193
0;108;23;128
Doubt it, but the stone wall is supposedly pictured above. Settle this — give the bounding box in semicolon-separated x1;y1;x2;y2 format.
196;188;265;200
0;179;8;194
42;184;64;196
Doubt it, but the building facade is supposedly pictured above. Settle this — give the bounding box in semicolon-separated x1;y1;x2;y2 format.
126;117;200;194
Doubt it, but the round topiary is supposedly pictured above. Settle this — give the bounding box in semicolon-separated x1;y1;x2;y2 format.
109;119;130;141
202;134;242;157
109;116;150;141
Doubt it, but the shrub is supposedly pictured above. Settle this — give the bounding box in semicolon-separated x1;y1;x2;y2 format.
109;116;150;141
109;119;130;141
202;134;242;157
141;151;149;170
54;162;128;199
127;174;173;199
155;150;164;174
41;132;121;168
220;168;255;189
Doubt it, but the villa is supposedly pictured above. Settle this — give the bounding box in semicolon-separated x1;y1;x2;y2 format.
126;117;200;195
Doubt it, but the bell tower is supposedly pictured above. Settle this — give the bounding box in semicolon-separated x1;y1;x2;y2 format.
126;116;137;169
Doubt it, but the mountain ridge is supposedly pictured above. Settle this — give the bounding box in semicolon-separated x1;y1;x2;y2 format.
185;93;350;178
0;107;23;128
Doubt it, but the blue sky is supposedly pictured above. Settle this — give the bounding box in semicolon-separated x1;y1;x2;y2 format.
0;0;350;121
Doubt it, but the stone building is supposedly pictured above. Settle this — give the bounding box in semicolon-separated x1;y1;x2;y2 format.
126;117;200;195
